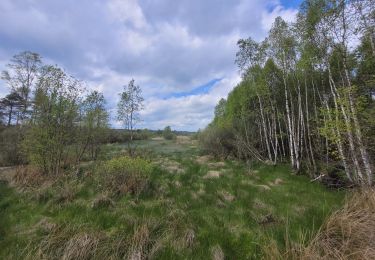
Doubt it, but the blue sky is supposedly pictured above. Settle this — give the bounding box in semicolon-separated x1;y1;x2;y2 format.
0;0;301;131
165;78;222;99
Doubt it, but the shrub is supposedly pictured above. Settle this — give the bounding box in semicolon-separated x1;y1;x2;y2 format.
163;126;176;140
22;65;82;175
99;156;153;197
0;126;27;166
106;129;151;143
198;125;235;158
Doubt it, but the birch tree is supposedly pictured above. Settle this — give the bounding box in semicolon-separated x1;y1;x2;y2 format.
117;79;144;155
1;51;42;122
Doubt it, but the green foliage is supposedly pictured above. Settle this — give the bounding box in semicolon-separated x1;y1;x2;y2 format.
0;126;26;166
206;0;375;181
105;129;150;143
117;79;144;155
1;51;42;121
199;124;235;158
23;65;82;174
103;156;153;175
76;90;109;160
0;92;23;126
163;125;176;140
98;156;153;196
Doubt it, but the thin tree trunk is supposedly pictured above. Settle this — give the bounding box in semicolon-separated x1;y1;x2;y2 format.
327;64;361;182
257;94;272;161
283;74;296;169
342;59;373;185
305;77;317;174
7;105;13;126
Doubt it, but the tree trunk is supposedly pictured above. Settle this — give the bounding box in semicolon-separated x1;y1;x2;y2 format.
7;104;13;126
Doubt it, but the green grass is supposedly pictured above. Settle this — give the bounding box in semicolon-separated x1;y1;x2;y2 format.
0;138;345;259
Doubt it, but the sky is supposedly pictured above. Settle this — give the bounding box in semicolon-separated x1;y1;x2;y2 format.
0;0;301;131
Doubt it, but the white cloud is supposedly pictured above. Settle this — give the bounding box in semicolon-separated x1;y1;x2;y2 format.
0;0;299;130
261;4;298;31
108;0;148;29
137;73;241;131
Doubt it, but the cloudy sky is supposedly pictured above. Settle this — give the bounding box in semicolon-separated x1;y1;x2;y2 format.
0;0;300;131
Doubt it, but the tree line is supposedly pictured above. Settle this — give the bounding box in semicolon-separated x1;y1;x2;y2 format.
0;52;144;173
201;0;375;186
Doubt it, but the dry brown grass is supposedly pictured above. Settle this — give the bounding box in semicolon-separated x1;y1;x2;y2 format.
54;184;76;204
30;221;165;260
207;161;226;168
154;158;184;174
211;245;224;260
255;184;271;191
12;166;47;190
36;218;58;234
302;189;375;260
269;178;284;186
163;161;184;174
218;190;235;202
183;228;195;248
128;224;150;259
176;135;195;145
91;194;114;209
262;189;375;260
203;170;221;179
104;171;149;197
195;155;213;164
62;233;101;260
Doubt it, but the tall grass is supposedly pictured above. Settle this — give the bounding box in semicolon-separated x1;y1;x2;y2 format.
0;140;350;259
263;189;375;260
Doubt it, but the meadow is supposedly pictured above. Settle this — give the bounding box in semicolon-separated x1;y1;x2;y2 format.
0;136;345;259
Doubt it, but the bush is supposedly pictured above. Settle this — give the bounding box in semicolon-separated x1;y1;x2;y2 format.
106;129;151;143
99;156;153;197
163;126;176;140
0;126;27;166
198;125;235;158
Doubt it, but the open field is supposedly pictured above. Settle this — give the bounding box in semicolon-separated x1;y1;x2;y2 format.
1;1;374;258
0;137;344;259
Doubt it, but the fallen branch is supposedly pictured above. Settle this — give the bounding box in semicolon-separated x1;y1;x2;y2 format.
311;174;326;182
